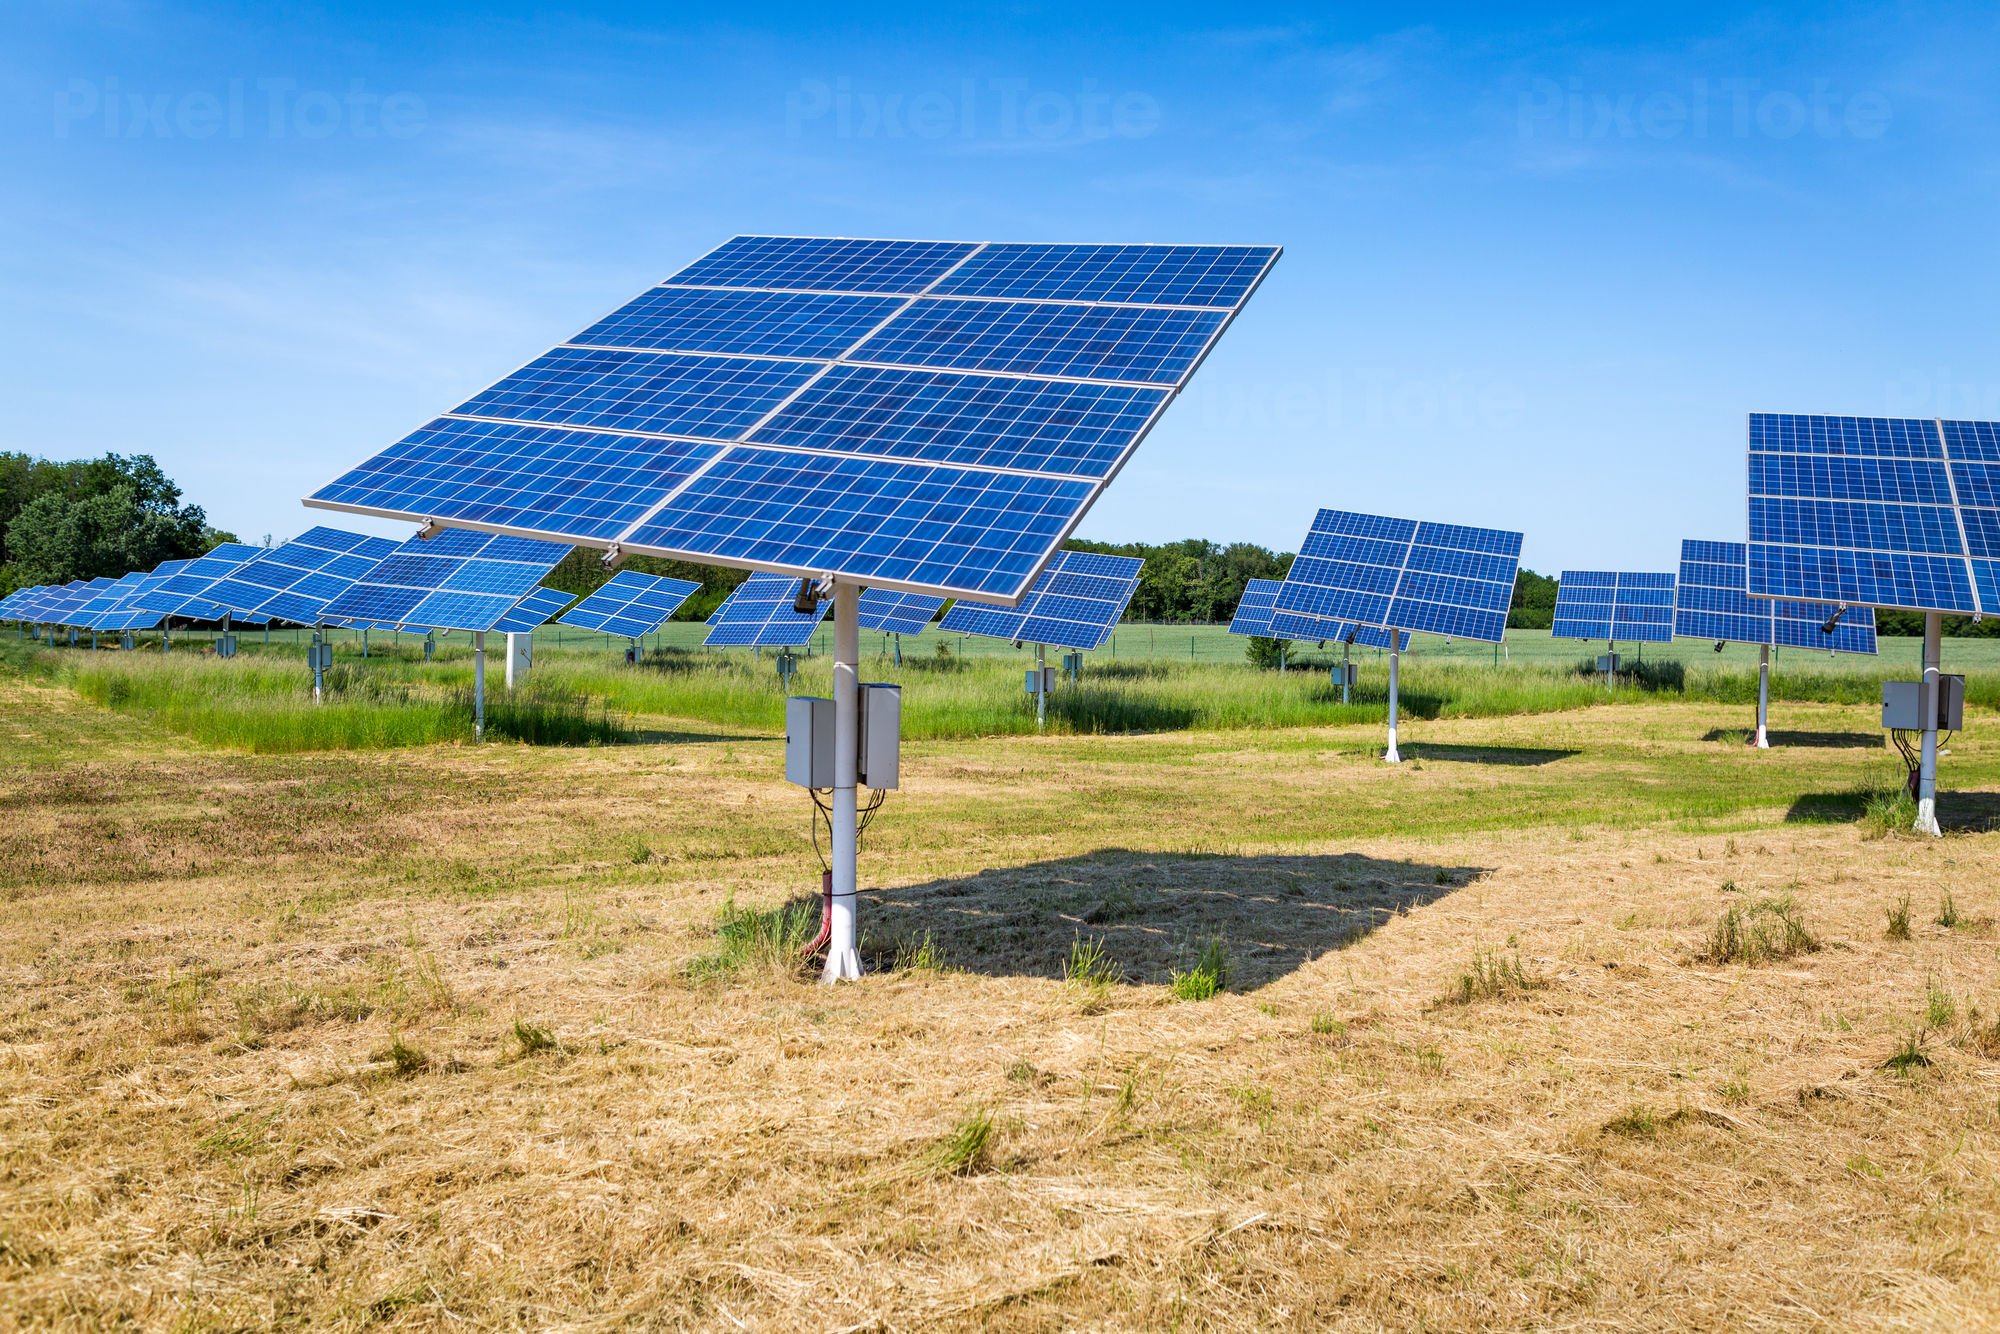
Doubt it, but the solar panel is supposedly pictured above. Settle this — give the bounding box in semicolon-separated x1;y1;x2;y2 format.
38;579;113;625
0;586;44;619
557;569;703;639
1275;509;1523;645
203;527;402;625
127;543;269;618
1227;578;1283;637
704;571;827;647
319;528;571;632
936;549;1141;650
306;235;1279;602
858;589;945;636
74;573;150;628
1235;577;1410;650
1746;413;2000;614
1676;539;1878;654
492;586;575;635
1552;571;1677;643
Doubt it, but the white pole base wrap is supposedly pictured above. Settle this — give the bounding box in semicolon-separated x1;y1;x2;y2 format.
1915;798;1941;837
823;582;864;984
822;946;863;982
1383;740;1400;765
1754;727;1769;749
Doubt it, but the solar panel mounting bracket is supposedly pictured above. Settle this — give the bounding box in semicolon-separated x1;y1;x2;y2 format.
602;543;626;570
417;519;440;541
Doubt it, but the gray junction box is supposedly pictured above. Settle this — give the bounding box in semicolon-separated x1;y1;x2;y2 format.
1882;677;1965;731
785;684;901;791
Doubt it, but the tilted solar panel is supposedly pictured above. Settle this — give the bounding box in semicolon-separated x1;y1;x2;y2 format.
306;235;1279;603
319;528;572;633
1552;571;1676;644
203;527;402;625
128;543;268;618
1747;413;2000;614
1227;578;1283;637
74;573;150;628
1676;539;1877;654
705;571;828;647
858;589;945;636
558;569;703;639
1275;509;1523;646
492;586;575;635
936;549;1142;650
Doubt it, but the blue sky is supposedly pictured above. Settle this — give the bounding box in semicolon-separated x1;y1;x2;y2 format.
4;2;1998;574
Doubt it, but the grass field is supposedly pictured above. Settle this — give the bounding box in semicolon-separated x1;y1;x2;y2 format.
4;631;2000;1328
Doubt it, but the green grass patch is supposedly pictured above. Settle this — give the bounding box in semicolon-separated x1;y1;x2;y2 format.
1698;895;1819;965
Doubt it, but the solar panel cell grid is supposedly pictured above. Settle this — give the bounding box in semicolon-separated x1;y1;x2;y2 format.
935;549;1142;650
857;589;945;636
1275;508;1522;647
1226;578;1282;637
704;571;827;647
930;243;1275;308
320;529;571;633
572;287;904;359
665;236;980;294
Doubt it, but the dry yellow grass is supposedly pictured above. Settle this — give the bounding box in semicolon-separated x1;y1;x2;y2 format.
3;677;2000;1330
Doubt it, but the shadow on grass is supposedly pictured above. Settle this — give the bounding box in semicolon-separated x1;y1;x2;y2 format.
1043;689;1197;732
1305;686;1446;719
1399;742;1579;767
863;848;1487;988
1786;787;2000;833
1704;728;1883;749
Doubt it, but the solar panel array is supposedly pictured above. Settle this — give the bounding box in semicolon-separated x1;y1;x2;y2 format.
705;571;828;647
1677;539;1878;654
306;236;1279;602
319;528;571;633
558;569;703;639
858;589;945;636
492;586;576;635
1746;413;2000;615
936;549;1142;650
1552;571;1677;643
128;543;269;618
1226;578;1283;637
204;527;401;625
1275;509;1523;645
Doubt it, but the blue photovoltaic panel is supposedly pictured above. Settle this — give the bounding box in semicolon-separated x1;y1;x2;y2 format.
1266;605;1409;651
44;579;113;624
1746;413;2000;615
750;366;1167;479
571;287;903;359
2;586;51;619
1227;578;1283;637
557;569;702;639
858;589;944;636
936;549;1142;650
705;571;827;647
931;243;1277;309
1552;571;1677;644
320;528;571;632
1274;509;1523;644
493;586;575;635
75;574;149;628
1675;539;1877;655
204;528;401;625
307;235;1279;603
128;543;268;617
665;236;980;294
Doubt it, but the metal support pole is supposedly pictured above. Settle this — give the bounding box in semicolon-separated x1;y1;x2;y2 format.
1342;639;1351;705
163;620;172;654
474;630;487;741
362;628;369;659
824;583;863;982
1605;639;1615;691
311;628;324;701
1755;643;1771;749
1916;611;1942;836
1036;642;1047;730
893;632;902;668
1384;629;1402;764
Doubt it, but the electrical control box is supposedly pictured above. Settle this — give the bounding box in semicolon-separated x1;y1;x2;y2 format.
119;633;135;651
215;634;237;659
1328;664;1349;687
1598;653;1621;673
1883;677;1965;731
308;642;333;672
786;696;834;788
423;635;436;662
859;683;900;790
1025;666;1056;694
1062;651;1083;681
506;632;533;687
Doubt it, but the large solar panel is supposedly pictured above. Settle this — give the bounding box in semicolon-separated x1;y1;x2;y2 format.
74;573;149;628
127;543;268;618
936;549;1142;650
557;569;703;639
1676;539;1877;654
204;527;402;625
1552;571;1677;643
1274;509;1523;645
306;236;1279;602
37;579;111;625
1227;578;1283;637
0;586;47;619
858;589;945;636
1746;413;2000;614
319;528;571;632
705;571;828;647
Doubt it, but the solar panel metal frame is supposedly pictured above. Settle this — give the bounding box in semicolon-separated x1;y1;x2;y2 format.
318;529;571;633
1676;539;1877;654
305;236;1280;605
1273;509;1523;647
1551;570;1677;644
1745;413;2000;615
935;549;1142;650
556;569;703;639
704;571;829;647
857;589;945;637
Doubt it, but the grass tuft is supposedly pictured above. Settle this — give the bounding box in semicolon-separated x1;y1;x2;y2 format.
685;894;818;982
924;1105;994;1177
510;1019;558;1059
1937;890;1961;929
1885;894;1912;941
1439;946;1543;1006
1170;937;1230;1002
1861;787;1919;839
1698;895;1819;965
1881;1032;1932;1076
1063;933;1121;1012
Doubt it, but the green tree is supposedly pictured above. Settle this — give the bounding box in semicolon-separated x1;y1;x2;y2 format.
1509;568;1557;629
545;548;747;621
